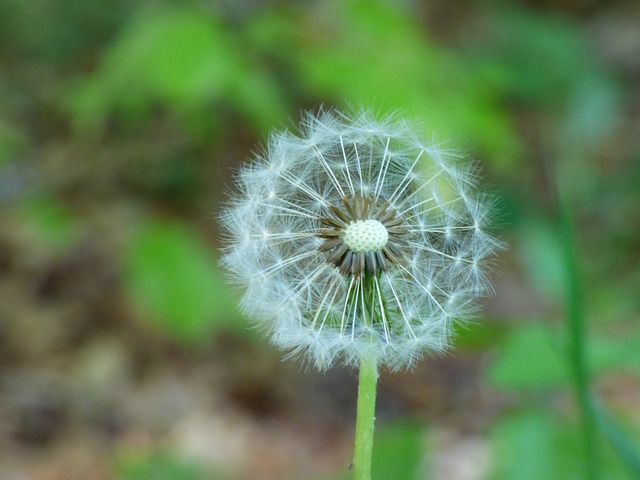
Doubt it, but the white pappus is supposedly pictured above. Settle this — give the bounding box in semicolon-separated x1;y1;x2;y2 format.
220;109;500;370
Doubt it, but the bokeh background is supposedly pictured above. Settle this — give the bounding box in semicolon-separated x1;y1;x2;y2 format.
1;0;639;478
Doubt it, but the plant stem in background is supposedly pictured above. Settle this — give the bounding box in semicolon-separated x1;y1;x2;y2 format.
559;191;599;480
353;354;378;480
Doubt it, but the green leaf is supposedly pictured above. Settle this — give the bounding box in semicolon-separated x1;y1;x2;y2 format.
488;323;569;390
489;410;576;480
371;419;424;480
490;408;640;480
488;320;640;391
67;7;287;137
293;0;520;164
123;219;240;344
481;5;594;104
116;451;209;480
589;335;640;376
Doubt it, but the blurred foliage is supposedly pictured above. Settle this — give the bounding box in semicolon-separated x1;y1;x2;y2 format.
488;323;570;390
489;411;572;480
517;219;567;304
0;119;26;164
478;5;598;104
252;0;520;166
115;451;210;480
488;323;640;390
489;409;640;480
123;219;241;344
17;194;83;253
0;0;129;65
370;420;425;480
67;6;288;139
67;0;523;165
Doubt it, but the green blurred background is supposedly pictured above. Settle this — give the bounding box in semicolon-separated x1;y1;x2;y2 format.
1;0;639;478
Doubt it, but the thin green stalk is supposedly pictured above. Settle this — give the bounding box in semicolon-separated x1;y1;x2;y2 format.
559;191;599;480
560;193;640;477
353;353;378;480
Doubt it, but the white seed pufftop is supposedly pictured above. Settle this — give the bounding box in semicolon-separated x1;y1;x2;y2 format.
220;109;500;370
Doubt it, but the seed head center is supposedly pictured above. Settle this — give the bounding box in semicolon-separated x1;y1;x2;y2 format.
343;219;388;253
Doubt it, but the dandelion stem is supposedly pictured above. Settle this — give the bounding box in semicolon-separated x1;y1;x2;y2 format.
353;353;378;480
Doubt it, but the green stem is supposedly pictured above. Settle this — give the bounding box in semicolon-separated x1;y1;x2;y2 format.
560;191;599;479
353;354;378;480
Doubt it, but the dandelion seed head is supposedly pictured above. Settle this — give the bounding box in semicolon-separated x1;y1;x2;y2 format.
220;109;500;370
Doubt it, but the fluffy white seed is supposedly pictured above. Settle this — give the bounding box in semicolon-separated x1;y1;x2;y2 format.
220;109;500;370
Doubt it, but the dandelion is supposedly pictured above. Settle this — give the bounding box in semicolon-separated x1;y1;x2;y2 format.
220;109;499;478
221;108;498;368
